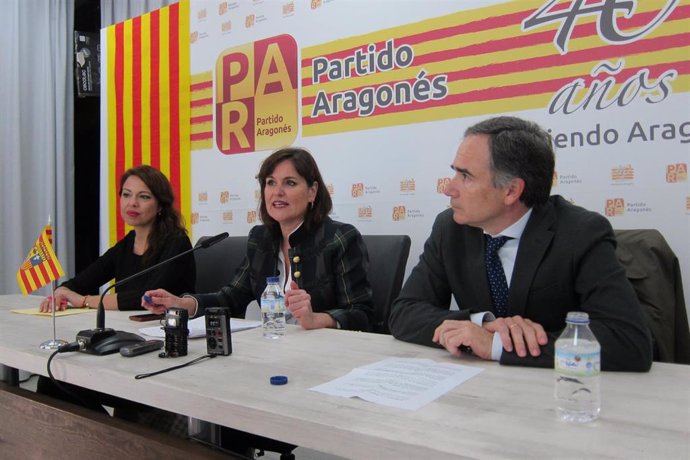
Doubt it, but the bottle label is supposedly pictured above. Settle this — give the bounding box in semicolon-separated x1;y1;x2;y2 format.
555;351;600;377
261;298;285;313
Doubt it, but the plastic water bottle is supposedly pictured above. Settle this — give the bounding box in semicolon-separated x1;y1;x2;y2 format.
554;311;601;423
261;276;286;339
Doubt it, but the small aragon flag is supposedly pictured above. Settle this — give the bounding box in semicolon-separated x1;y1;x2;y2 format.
16;225;65;295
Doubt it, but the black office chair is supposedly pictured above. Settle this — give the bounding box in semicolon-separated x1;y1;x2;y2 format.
194;235;248;292
614;229;690;364
191;234;297;458
190;235;251;449
362;234;412;334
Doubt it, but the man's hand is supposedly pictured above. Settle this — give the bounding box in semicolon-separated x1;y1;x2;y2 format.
432;320;495;360
484;315;548;358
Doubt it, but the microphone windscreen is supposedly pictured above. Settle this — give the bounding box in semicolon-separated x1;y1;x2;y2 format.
200;232;229;248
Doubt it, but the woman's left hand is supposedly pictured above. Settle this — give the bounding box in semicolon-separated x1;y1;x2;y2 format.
284;281;335;329
284;281;315;327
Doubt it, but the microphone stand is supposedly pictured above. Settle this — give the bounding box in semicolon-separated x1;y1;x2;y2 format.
75;232;229;355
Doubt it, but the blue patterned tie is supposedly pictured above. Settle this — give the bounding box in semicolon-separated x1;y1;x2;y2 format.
485;235;510;317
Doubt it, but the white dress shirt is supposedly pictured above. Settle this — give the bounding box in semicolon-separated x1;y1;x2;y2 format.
469;209;533;360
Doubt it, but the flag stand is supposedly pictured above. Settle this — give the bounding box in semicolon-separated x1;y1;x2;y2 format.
19;217;69;350
39;282;68;350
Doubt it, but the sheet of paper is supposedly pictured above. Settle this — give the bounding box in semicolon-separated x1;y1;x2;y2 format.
310;357;482;410
139;316;261;338
11;307;95;317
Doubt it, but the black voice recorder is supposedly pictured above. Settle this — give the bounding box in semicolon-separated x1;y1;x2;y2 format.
205;307;232;356
161;307;189;357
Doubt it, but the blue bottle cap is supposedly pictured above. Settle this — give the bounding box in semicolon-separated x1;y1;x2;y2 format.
270;375;288;385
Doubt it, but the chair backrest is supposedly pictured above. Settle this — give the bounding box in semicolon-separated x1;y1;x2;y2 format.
194;235;248;293
614;229;690;364
362;234;411;334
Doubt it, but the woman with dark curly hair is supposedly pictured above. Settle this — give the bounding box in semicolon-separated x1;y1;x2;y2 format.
39;164;195;312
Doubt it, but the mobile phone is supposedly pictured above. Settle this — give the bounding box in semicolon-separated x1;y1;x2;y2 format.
129;313;165;322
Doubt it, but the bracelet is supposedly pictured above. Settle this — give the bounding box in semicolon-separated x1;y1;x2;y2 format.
82;296;90;309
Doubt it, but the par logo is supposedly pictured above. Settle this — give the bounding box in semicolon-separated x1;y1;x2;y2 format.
666;163;687;183
392;205;406;221
215;35;298;154
352;183;364;198
436;177;450;194
605;198;625;217
247;210;257;223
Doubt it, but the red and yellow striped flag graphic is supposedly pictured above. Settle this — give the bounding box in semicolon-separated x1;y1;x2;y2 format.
16;225;65;295
190;71;213;151
105;0;190;245
301;0;689;136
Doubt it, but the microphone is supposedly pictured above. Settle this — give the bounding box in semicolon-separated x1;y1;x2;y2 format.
197;232;228;249
76;232;229;355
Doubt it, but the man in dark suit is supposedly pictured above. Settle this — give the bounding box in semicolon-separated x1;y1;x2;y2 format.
389;116;652;371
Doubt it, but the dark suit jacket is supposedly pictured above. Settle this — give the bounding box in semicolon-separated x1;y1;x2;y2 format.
389;195;652;371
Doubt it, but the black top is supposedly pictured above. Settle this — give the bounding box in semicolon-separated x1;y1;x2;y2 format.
61;230;195;310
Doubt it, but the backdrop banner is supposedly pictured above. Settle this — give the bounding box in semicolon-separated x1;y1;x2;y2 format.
102;0;690;313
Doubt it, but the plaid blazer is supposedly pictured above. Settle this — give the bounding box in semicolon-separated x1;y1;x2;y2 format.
195;217;373;331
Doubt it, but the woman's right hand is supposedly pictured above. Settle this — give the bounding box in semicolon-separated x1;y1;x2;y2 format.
39;287;74;312
142;288;195;315
39;295;65;312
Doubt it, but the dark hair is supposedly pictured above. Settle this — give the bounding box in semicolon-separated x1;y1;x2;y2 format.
465;116;555;208
256;147;332;232
119;165;186;265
